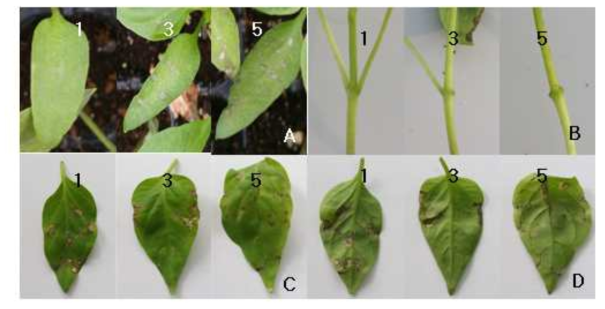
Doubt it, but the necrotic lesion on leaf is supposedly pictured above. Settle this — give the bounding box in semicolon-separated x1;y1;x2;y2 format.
219;157;293;292
43;161;97;293
418;157;483;295
131;159;199;294
319;158;382;295
513;172;592;294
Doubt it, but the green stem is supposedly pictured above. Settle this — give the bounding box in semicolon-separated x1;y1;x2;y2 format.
165;159;179;174
358;157;365;171
348;8;359;89
79;112;117;152
317;8;349;88
358;8;393;90
443;8;459;155
439;157;450;175
50;7;61;17
345;8;360;154
193;17;204;36
404;37;444;94
346;92;360;154
357;157;366;181
533;8;576;155
60;161;67;180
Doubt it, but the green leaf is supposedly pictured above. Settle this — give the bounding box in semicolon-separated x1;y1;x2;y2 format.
21;89;96;152
419;157;483;295
20;108;55;152
43;161;97;293
301;36;307;91
215;10;306;139
131;159;199;294
123;33;200;132
117;8;194;41
319;158;382;295
439;8;484;46
513;173;592;294
31;9;89;145
220;157;293;292
210;8;240;78
253;7;302;16
138;118;211;152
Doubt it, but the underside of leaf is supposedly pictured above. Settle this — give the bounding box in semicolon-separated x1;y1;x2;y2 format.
320;158;382;295
513;173;592;294
419;158;483;295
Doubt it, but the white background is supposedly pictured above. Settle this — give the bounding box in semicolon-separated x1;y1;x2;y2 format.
306;156;406;298
500;8;595;154
4;0;603;308
402;9;501;154
209;156;307;298
20;154;116;298
115;154;213;298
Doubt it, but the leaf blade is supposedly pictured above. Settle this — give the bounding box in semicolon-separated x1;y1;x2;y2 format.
123;33;201;132
219;158;293;292
132;161;199;293
439;8;484;46
319;158;382;295
31;10;89;145
513;173;592;294
22;89;96;152
117;8;193;41
43;162;97;293
138;118;211;152
210;8;240;78
215;11;306;139
254;7;302;16
419;158;483;295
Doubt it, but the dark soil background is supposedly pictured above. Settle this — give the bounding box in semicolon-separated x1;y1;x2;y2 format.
20;8;212;152
210;8;307;155
20;8;306;154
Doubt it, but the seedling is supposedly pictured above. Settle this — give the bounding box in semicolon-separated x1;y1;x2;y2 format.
214;8;308;140
119;8;307;149
317;8;393;154
117;8;211;152
404;8;484;155
533;8;577;154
